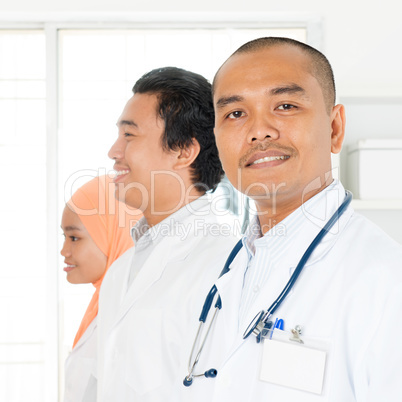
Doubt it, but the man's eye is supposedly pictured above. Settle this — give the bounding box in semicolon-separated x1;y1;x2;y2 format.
277;104;296;110
124;133;133;137
70;236;79;241
228;111;245;119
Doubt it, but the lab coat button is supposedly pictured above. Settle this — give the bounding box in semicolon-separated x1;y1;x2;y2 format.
253;285;260;293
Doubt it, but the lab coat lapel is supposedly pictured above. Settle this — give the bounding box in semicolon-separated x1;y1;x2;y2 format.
214;249;248;360
99;249;134;340
114;235;176;324
113;224;202;327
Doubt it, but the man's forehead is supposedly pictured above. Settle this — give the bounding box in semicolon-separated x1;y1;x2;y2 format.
116;93;163;127
216;46;309;79
214;47;316;99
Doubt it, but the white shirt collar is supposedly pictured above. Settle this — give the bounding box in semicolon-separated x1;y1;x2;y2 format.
131;193;211;245
242;180;343;260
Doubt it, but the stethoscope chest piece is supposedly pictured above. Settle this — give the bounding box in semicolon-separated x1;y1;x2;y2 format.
183;368;218;387
243;310;272;343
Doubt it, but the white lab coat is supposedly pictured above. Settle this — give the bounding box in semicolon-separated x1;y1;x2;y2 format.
64;317;97;402
97;209;238;402
180;190;402;401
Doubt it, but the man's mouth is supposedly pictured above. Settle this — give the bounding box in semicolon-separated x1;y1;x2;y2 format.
244;149;291;167
250;155;290;166
114;169;130;177
112;169;131;182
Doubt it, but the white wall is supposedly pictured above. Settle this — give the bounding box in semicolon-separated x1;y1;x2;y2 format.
2;0;402;98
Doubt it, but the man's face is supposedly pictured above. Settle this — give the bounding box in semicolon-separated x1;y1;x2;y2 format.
108;93;178;210
213;45;344;209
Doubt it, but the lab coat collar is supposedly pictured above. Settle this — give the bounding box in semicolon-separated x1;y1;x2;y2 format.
130;193;212;243
245;180;352;271
282;180;353;270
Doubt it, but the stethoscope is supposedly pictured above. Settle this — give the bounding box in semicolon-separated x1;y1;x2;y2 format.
183;190;352;387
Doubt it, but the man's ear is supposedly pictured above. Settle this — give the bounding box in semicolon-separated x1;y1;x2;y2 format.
330;104;346;154
173;138;201;170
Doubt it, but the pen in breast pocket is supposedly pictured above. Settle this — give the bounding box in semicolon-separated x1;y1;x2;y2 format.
270;318;284;339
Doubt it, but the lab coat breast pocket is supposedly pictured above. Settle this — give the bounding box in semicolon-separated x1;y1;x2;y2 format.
259;329;334;400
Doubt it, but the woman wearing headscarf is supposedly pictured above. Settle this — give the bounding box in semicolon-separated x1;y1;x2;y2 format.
60;174;140;401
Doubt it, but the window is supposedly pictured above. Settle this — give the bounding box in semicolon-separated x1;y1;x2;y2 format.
0;22;309;401
0;30;47;402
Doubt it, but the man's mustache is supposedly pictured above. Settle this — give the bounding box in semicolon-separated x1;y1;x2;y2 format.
238;142;296;168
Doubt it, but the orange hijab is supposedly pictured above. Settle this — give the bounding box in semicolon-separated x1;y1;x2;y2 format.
67;175;140;348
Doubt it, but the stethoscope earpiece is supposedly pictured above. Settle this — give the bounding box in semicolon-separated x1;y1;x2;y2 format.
204;369;218;378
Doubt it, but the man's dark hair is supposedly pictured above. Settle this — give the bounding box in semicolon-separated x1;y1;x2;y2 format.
213;37;336;113
133;67;224;192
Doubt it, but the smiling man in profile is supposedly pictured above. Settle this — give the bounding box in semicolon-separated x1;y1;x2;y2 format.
96;67;237;402
179;37;402;402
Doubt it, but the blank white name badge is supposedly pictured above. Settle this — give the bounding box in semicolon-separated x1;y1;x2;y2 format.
260;338;327;395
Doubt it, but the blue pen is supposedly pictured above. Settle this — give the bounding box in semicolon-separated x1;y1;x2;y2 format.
275;319;284;330
270;318;284;339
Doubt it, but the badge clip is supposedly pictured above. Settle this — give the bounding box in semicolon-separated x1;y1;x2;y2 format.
289;325;304;344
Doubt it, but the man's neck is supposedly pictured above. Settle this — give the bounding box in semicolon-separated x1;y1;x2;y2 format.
256;180;333;234
143;189;205;227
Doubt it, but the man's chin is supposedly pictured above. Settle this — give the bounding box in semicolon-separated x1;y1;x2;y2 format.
113;185;147;208
119;194;148;214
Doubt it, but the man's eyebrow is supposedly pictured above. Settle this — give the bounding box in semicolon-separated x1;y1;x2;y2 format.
117;119;138;128
269;84;306;97
216;85;307;109
215;95;244;109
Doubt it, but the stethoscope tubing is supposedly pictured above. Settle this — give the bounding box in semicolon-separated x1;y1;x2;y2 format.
258;190;353;325
198;239;243;323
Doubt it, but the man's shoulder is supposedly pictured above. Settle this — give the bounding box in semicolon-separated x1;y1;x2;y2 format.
341;210;402;267
348;211;401;248
163;211;240;265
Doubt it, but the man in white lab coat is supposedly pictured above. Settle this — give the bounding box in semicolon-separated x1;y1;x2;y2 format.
97;67;238;401
179;38;402;401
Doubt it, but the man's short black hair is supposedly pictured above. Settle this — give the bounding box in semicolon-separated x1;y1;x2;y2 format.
213;37;336;113
133;67;224;192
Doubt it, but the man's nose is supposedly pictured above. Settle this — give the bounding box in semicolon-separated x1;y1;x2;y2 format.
108;136;125;160
246;114;280;144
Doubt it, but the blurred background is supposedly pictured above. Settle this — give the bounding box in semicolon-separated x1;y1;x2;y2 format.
1;0;401;400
